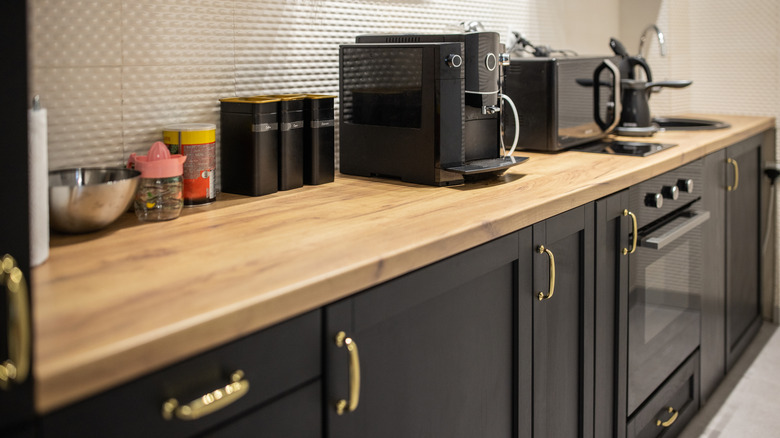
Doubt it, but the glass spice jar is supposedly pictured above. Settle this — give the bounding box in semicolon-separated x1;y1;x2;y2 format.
134;175;184;221
127;141;187;222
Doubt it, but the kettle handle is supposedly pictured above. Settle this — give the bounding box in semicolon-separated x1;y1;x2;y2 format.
593;59;622;132
624;56;653;82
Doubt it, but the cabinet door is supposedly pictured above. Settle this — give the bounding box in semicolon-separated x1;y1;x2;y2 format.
325;231;532;438
0;1;34;433
532;204;594;438
594;191;629;438
701;149;727;402
725;136;763;369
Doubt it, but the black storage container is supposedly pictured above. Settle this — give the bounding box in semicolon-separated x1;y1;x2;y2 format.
303;94;336;185
219;97;280;196
270;95;305;191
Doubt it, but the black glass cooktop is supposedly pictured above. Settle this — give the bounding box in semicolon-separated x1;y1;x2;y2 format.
573;140;677;157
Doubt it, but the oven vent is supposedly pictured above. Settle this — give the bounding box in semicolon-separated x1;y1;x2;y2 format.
384;36;421;43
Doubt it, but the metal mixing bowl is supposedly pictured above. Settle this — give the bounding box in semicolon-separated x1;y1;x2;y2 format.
49;167;141;234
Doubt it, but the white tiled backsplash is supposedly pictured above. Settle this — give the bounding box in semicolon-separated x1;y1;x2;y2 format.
29;0;620;171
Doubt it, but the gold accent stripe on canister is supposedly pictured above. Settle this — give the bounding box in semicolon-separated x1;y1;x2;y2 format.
163;129;215;145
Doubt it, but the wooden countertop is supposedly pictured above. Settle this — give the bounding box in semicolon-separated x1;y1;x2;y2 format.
31;114;774;413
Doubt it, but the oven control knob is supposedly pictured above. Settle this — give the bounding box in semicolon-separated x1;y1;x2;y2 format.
677;178;694;193
645;193;663;208
445;54;463;68
662;185;679;200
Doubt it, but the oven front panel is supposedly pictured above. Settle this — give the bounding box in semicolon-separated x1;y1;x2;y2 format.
627;221;702;415
626;159;706;417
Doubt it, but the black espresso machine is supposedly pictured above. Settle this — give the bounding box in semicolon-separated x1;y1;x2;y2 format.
338;32;526;186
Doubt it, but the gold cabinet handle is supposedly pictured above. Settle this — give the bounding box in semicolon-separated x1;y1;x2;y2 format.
622;209;638;255
727;157;740;191
536;245;556;300
656;406;679;428
335;331;361;415
162;370;249;421
0;254;31;391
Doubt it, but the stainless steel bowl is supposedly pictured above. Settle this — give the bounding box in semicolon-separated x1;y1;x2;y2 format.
49;167;141;234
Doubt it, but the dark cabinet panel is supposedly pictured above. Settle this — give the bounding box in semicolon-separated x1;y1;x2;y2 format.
41;311;321;438
594;191;629;438
0;1;33;434
701;149;727;402
626;351;699;438
725;136;763;369
531;204;594;438
325;231;531;438
201;380;321;438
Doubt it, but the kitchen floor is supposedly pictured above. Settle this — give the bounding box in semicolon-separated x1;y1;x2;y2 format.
680;322;780;437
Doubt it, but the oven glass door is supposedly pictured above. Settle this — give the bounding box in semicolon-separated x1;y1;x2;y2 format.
627;209;706;415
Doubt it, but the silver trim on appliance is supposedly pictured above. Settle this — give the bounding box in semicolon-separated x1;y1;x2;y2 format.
485;53;497;71
602;59;622;133
640;209;710;250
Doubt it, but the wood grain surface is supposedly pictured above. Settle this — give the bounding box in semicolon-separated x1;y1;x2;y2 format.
31;114;774;413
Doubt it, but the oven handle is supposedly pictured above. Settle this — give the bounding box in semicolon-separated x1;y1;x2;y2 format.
639;209;710;250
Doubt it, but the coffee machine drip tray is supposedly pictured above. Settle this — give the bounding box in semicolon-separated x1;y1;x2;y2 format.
444;156;529;177
572;140;677;157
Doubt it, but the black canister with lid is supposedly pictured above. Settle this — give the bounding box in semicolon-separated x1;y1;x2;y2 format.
270;95;306;191
219;97;280;196
304;94;336;185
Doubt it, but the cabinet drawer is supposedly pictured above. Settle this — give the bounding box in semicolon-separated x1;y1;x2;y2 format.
203;380;321;438
627;351;700;438
41;310;321;438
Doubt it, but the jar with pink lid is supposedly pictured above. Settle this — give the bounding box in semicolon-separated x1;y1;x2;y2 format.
127;141;187;221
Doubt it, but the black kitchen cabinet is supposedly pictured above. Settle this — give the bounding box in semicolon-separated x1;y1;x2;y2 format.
701;132;768;397
594;191;630;438
0;1;34;435
531;204;595;438
724;134;765;370
325;230;533;438
40;310;322;438
700;149;727;402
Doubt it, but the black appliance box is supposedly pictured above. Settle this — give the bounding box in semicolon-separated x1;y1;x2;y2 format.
303;94;335;185
272;95;305;191
503;56;620;151
219;97;280;196
339;41;466;186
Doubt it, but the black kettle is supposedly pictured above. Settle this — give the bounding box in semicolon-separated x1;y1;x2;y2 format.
617;79;692;136
609;37;692;136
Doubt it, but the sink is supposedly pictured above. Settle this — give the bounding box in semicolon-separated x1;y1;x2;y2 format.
652;117;730;131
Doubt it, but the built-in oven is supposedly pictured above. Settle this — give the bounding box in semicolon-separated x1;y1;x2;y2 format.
627;159;707;416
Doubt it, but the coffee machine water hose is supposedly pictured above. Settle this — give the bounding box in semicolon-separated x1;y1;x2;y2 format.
500;93;520;157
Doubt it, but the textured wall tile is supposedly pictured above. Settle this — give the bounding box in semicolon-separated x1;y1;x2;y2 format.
122;0;235;66
30;0;123;67
31;67;124;169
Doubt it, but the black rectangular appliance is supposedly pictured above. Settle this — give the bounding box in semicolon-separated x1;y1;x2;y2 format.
339;32;525;186
503;56;621;151
626;159;707;416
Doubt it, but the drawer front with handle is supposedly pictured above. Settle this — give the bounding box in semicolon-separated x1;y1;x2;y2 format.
41;310;321;438
627;351;700;438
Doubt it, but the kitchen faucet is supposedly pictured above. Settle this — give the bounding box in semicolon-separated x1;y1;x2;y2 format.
638;24;666;58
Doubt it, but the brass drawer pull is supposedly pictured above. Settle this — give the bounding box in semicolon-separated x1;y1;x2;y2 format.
1;254;31;391
162;370;249;421
727;157;740;191
656;406;679;428
622;210;638;255
335;331;361;415
537;245;556;300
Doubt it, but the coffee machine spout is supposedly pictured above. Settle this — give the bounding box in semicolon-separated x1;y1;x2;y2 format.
482;105;500;115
